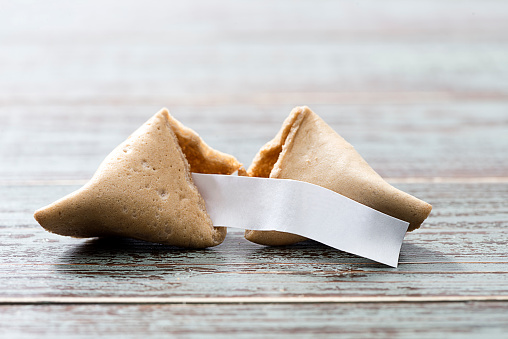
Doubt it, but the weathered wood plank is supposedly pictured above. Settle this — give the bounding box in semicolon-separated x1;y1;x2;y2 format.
1;302;507;338
1;261;507;298
2;1;508;99
1;0;507;337
0;257;506;298
1;226;508;265
0;182;506;299
2;2;508;179
2;102;508;180
3;296;508;305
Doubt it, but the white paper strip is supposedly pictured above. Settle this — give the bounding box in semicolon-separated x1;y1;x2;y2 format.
192;173;409;267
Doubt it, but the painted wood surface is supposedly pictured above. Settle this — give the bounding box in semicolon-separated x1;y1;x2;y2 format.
1;302;508;339
2;102;508;181
1;0;507;337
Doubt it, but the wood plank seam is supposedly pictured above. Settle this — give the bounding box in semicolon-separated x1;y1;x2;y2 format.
1;296;508;305
1;261;507;266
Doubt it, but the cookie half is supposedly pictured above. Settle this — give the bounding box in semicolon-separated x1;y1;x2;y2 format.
245;106;432;246
34;108;243;248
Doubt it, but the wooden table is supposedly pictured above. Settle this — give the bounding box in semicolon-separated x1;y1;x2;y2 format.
1;1;507;337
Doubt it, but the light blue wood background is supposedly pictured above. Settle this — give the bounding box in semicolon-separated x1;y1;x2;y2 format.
1;1;507;337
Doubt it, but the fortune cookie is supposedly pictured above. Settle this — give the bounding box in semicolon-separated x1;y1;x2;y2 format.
34;108;243;248
245;106;432;246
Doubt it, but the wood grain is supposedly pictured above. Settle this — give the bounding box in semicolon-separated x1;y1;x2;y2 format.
2;1;508;99
1;302;507;338
1;233;507;299
1;0;507;337
2;102;508;180
0;183;507;300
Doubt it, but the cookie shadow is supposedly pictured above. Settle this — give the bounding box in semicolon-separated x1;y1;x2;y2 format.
244;239;386;266
399;242;456;264
245;239;456;268
57;237;226;276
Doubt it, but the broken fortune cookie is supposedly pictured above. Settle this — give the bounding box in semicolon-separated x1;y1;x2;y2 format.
34;108;243;248
245;106;432;246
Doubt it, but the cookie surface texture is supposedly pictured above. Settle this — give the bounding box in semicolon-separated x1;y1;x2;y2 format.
34;108;241;248
245;106;432;246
